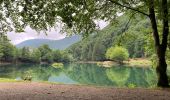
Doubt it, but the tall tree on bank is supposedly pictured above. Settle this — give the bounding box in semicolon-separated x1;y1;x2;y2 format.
148;0;169;87
1;0;170;87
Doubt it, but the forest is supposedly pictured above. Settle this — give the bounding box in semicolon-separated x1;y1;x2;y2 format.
68;14;170;63
1;14;170;64
0;34;72;63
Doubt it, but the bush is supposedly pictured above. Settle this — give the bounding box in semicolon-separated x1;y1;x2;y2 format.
106;46;129;64
52;63;64;68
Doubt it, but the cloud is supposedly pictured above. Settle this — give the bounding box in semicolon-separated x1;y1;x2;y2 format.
7;20;108;45
7;26;66;45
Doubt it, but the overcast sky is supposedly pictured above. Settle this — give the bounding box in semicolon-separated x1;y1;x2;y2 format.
7;20;108;45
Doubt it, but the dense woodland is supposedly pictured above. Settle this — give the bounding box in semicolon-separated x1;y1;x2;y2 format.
0;34;72;63
67;14;170;62
1;14;170;64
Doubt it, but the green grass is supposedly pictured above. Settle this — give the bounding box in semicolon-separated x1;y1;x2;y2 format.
0;78;23;82
0;78;64;84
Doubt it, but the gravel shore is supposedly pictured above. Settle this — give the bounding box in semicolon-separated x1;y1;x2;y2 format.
0;82;169;100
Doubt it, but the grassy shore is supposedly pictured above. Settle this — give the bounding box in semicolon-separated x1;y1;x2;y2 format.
77;58;152;68
124;58;151;67
0;78;23;82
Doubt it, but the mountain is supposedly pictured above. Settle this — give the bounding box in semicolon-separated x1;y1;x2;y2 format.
16;35;81;50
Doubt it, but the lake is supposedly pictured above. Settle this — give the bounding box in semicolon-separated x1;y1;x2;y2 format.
0;63;157;88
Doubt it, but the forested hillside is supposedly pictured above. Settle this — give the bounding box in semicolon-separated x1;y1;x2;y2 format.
67;14;151;61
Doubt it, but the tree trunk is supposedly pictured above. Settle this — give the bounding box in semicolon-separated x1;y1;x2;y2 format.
156;46;169;87
149;0;169;87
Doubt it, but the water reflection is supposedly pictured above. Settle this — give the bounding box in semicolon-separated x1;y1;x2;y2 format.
0;63;157;87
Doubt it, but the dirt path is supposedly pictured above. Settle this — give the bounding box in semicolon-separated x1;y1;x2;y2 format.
0;82;169;100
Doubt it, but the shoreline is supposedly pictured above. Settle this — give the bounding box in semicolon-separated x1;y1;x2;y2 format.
0;82;169;100
76;58;152;68
0;59;153;68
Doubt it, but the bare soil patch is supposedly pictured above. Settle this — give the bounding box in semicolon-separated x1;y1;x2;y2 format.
0;82;169;100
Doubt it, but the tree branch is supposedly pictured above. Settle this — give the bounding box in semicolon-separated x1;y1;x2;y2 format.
108;0;149;17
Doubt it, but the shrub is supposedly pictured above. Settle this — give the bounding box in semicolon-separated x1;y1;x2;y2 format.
106;46;129;64
128;83;136;88
52;63;64;68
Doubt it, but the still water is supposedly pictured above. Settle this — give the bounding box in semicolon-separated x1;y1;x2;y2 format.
0;63;157;87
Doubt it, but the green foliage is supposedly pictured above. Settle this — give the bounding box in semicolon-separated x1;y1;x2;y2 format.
128;83;136;88
52;50;62;62
52;63;64;69
106;46;129;63
67;14;150;61
60;51;73;63
92;40;106;61
0;34;15;62
1;0;170;65
30;49;41;63
20;47;30;62
1;0;168;36
38;45;53;63
115;18;151;58
52;50;73;62
21;70;33;81
0;35;73;63
38;45;51;54
1;0;169;87
0;45;4;60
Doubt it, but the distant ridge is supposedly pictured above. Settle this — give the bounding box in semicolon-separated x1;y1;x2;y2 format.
16;35;81;50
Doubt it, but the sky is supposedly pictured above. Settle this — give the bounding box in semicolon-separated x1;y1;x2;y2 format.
7;20;109;45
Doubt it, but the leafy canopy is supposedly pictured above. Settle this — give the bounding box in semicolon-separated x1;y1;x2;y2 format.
0;0;150;34
1;0;170;36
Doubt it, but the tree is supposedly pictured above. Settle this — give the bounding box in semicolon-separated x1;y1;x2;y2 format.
0;45;4;61
106;46;129;64
92;40;106;61
1;0;170;87
13;47;20;63
0;34;15;61
60;51;73;63
30;49;41;63
20;47;30;62
52;50;62;62
53;0;169;87
38;45;52;63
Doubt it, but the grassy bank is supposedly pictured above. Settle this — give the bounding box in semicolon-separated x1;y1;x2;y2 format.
77;58;152;68
124;58;151;67
0;78;23;82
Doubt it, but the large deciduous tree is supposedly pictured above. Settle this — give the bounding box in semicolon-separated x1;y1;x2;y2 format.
1;0;170;87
